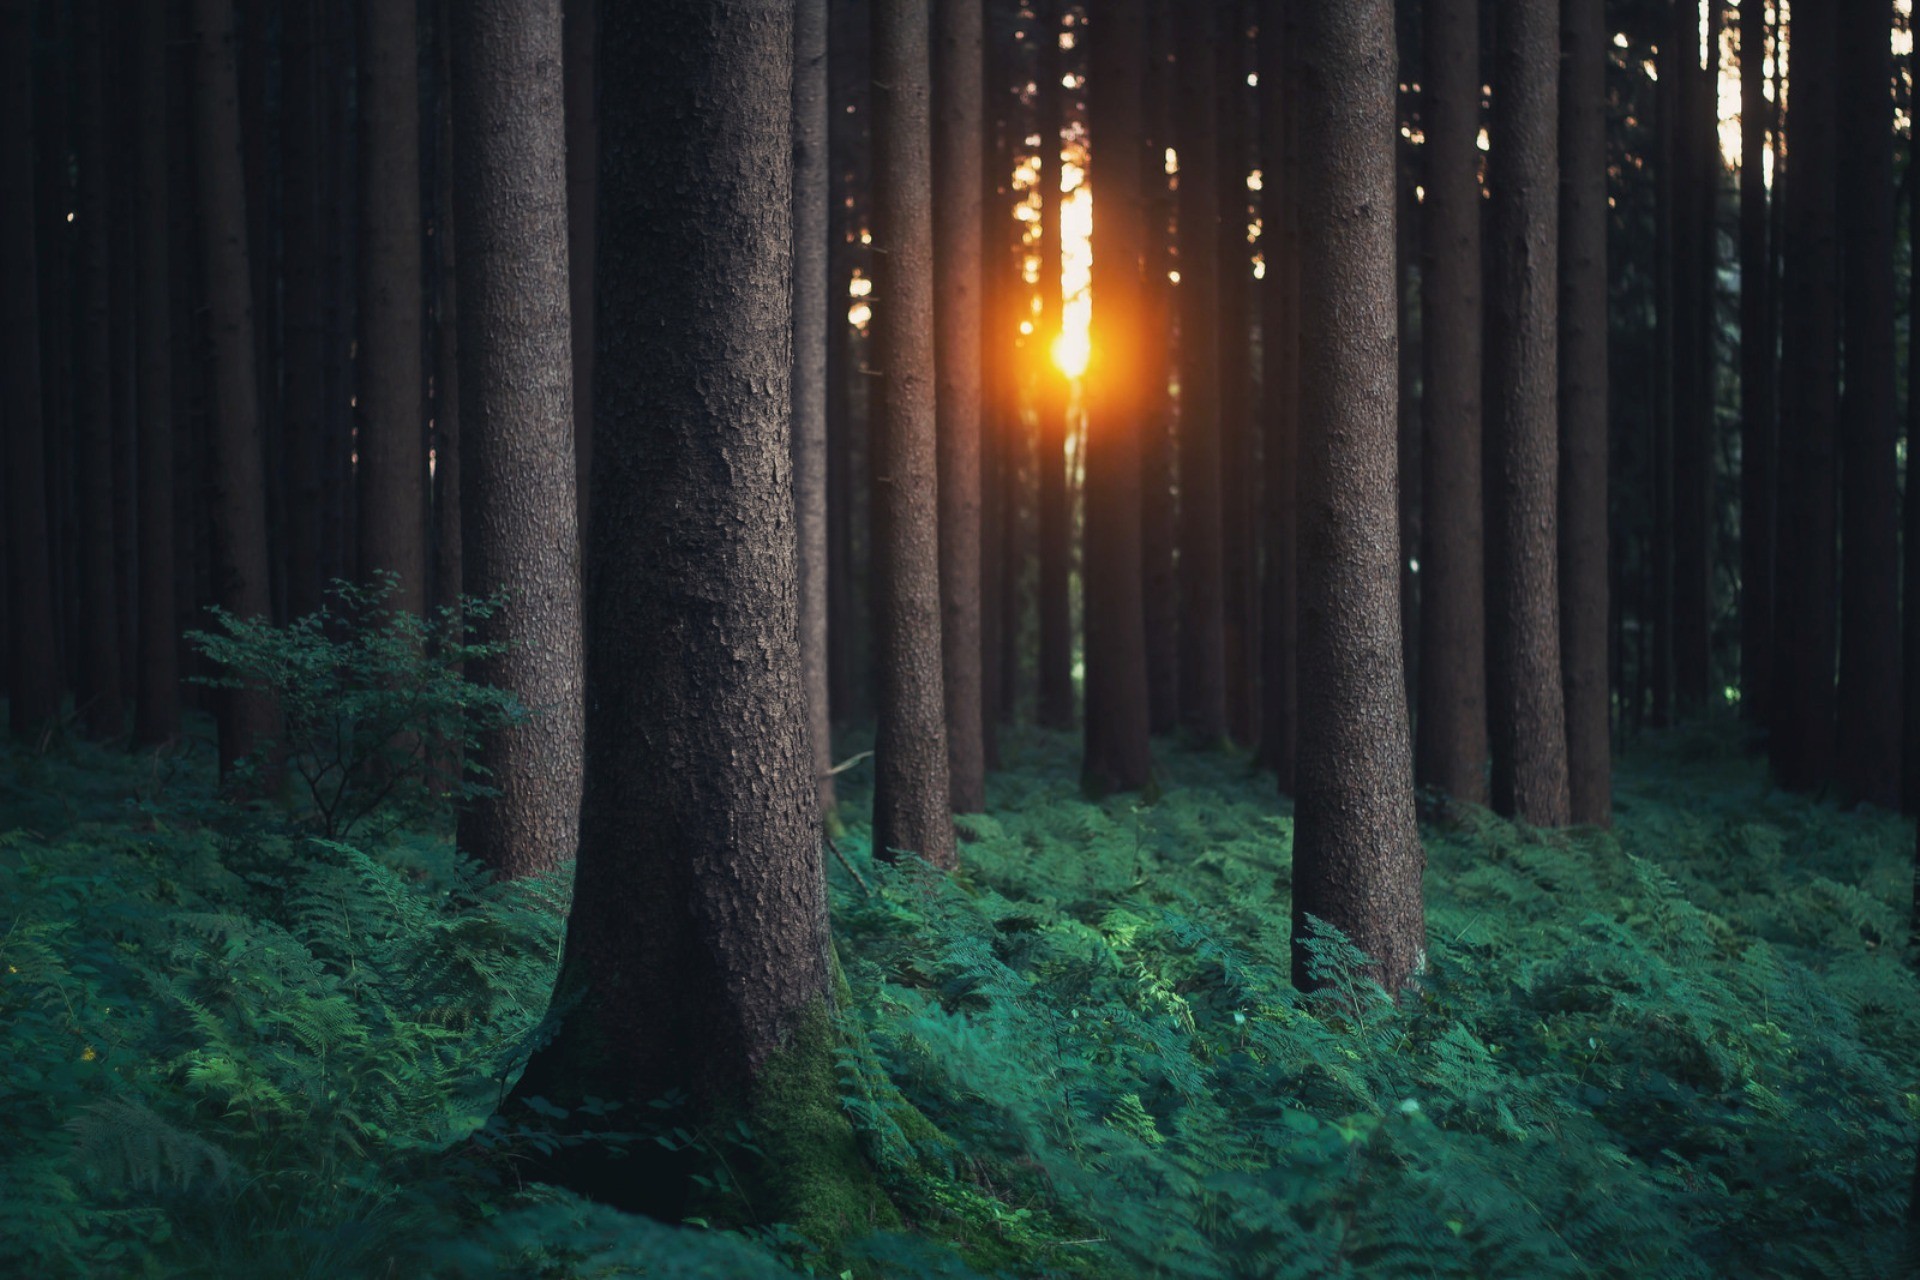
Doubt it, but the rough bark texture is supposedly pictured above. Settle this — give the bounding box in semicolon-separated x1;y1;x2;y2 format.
1738;0;1774;731
1771;0;1839;793
1175;3;1227;744
1485;0;1569;826
934;0;986;811
564;0;595;538
75;0;123;738
1256;0;1299;791
133;0;178;745
511;0;833;1202
871;0;956;868
1035;0;1074;731
283;0;325;625
1835;0;1902;808
357;0;427;612
1081;0;1153;796
979;0;1012;770
1141;0;1180;736
448;0;584;880
193;0;280;772
1559;0;1609;826
1413;0;1487;806
2;0;61;737
1291;0;1424;994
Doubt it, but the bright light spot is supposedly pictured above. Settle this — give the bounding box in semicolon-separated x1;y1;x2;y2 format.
1246;168;1263;192
1643;59;1658;81
848;301;872;328
859;229;872;245
1051;329;1089;378
1056;139;1093;382
1168;269;1181;284
1020;320;1034;335
1476;127;1490;152
65;211;74;222
1252;256;1266;281
1415;184;1426;203
1409;558;1421;574
1164;147;1178;176
1612;31;1629;49
848;271;872;299
1246;72;1258;87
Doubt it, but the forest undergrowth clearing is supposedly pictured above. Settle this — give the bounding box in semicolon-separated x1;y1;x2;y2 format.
1;720;1914;1277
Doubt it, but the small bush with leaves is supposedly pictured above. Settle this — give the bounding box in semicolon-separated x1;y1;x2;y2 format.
188;572;526;839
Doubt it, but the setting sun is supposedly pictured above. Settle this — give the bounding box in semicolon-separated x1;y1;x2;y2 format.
1051;328;1090;378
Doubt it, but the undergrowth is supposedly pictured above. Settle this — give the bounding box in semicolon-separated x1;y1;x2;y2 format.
2;718;1914;1276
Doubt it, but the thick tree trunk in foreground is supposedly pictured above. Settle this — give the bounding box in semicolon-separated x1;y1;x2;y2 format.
193;0;280;773
1738;0;1774;732
870;0;956;868
512;0;838;1222
795;0;836;817
357;0;427;612
1291;0;1424;994
1081;0;1152;796
934;0;986;811
133;0;178;745
1835;0;1901;808
449;0;584;880
1559;0;1609;826
2;0;61;737
1484;0;1570;827
1414;0;1487;807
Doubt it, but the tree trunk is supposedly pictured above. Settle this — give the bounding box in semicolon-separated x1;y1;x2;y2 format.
1174;4;1227;744
1291;0;1424;993
1738;0;1774;732
108;22;137;710
1650;30;1677;729
1081;0;1153;796
871;0;956;868
1395;88;1421;736
795;0;836;816
75;0;124;738
448;0;584;881
1142;0;1179;737
1559;0;1609;826
430;0;461;620
36;0;75;714
1771;0;1840;793
933;0;986;811
1413;0;1486;806
132;0;178;745
563;0;595;539
357;0;427;612
1835;0;1901;808
282;0;325;624
979;0;1013;771
1669;2;1713;717
1218;10;1257;749
1485;0;1569;826
511;0;837;1219
1908;129;1920;814
1035;0;1073;731
2;0;61;737
193;0;280;773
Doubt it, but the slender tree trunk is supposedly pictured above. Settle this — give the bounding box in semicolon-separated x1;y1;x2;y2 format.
430;0;461;624
511;2;838;1219
2;0;61;737
320;0;356;598
237;0;282;626
563;0;595;539
1292;0;1424;993
1218;10;1257;748
1485;0;1569;826
1739;0;1774;731
193;0;280;772
1772;0;1840;793
827;0;862;730
871;0;956;868
132;0;178;745
1908;130;1920;814
1035;0;1073;730
1414;0;1487;805
357;0;427;611
74;0;123;738
1257;0;1300;790
35;0;75;714
979;0;1012;771
1559;0;1609;825
1651;33;1677;729
933;0;986;810
1081;0;1153;795
1835;0;1902;807
108;22;136;708
1176;2;1227;743
449;0;584;880
1671;1;1716;716
282;0;325;623
1142;0;1179;736
169;2;208;716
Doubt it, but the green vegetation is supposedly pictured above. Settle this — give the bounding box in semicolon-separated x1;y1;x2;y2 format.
2;719;1913;1276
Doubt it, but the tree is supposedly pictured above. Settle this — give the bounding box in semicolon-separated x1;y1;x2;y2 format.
1413;0;1488;807
871;0;956;868
1484;0;1570;827
1035;0;1074;731
193;0;280;773
358;0;427;613
1176;1;1227;744
1835;0;1901;808
564;0;595;538
794;0;835;818
509;1;846;1223
132;0;178;746
1738;0;1774;731
1;0;60;738
1142;0;1180;737
1670;1;1715;717
1081;0;1153;796
1559;0;1609;826
283;0;327;626
1291;0;1424;993
934;0;986;811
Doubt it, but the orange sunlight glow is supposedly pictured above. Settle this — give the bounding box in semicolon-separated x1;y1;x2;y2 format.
1052;145;1093;379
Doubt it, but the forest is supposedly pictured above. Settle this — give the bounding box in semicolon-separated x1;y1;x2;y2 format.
3;0;1919;1275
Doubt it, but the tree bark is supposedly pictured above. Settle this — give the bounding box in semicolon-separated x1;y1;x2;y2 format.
1142;0;1180;736
431;6;461;625
2;0;61;737
511;0;834;1217
563;0;595;539
1035;0;1074;731
1413;0;1487;806
1835;0;1902;808
934;0;986;811
871;0;956;868
1291;0;1424;994
282;0;325;624
192;0;280;773
1738;0;1774;731
357;0;427;612
1559;0;1609;826
1485;0;1569;826
979;0;1013;770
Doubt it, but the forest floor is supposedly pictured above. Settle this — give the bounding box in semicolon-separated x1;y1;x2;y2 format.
2;719;1915;1277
